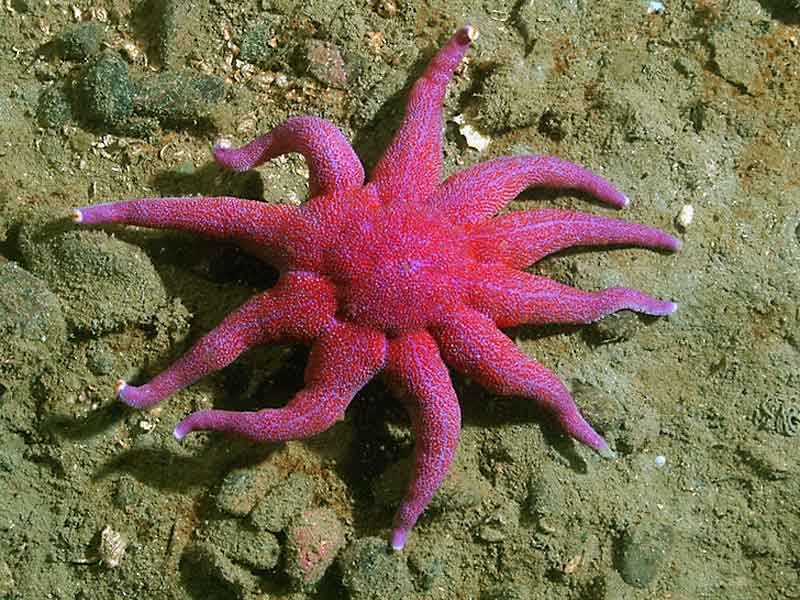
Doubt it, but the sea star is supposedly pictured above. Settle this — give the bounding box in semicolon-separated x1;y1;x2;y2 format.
73;26;680;550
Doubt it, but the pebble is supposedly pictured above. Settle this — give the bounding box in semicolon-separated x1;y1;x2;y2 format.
183;542;258;599
77;52;135;128
112;475;140;510
238;21;279;67
36;84;73;128
617;523;672;588
588;310;642;344
0;262;66;379
0;560;14;596
283;508;346;589
304;40;349;89
676;204;694;230
57;22;105;60
214;469;260;517
483;583;531;600
17;217;166;336
338;537;414;600
86;340;115;375
374;454;487;516
709;23;766;94
133;71;225;126
205;518;281;571
249;472;315;532
570;381;622;436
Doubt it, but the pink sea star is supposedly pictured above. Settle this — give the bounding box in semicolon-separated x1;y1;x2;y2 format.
73;26;679;550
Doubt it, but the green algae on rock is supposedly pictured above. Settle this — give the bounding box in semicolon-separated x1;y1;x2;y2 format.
17;214;166;335
0;261;66;379
77;52;136;128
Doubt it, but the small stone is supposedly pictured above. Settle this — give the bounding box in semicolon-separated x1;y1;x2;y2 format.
524;464;566;523
676;204;694;230
17;216;167;336
588;310;642;344
98;525;127;568
483;583;532;600
617;523;672;588
133;71;225;126
710;23;767;94
304;40;349;89
215;469;260;517
205;518;281;571
36;84;73;128
538;109;570;141
238;22;278;67
57;22;105;60
77;52;135;128
250;472;315;532
338;537;414;600
0;559;14;596
570;381;622;436
475;57;544;133
112;475;139;509
183;542;259;599
86;340;115;375
284;508;346;589
0;262;66;380
148;0;204;68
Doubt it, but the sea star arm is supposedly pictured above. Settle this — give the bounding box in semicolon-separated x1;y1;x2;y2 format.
383;330;460;551
432;309;614;456
115;272;337;409
465;264;677;328
173;322;387;440
73;197;297;264
369;26;478;202
468;209;681;269
429;155;629;225
212;116;365;197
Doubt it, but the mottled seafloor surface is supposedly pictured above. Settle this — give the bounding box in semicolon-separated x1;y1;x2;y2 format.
0;1;798;598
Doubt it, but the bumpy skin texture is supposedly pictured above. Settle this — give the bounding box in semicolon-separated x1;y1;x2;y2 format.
73;26;680;550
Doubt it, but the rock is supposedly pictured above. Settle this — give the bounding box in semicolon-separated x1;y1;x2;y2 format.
133;71;225;126
57;22;105;61
182;542;258;600
238;21;280;67
36;84;73;129
112;475;140;510
587;311;643;344
710;22;767;94
524;464;566;525
303;40;349;89
214;469;261;517
205;518;281;571
249;472;315;532
474;55;546;133
570;381;622;437
283;508;346;589
0;262;66;379
147;0;206;68
374;453;489;518
86;339;115;375
17;213;167;336
617;523;672;588
483;583;532;600
77;53;136;128
0;559;14;597
338;537;414;600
